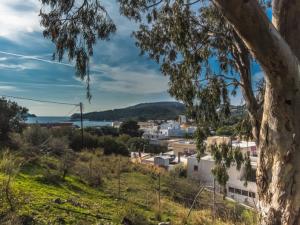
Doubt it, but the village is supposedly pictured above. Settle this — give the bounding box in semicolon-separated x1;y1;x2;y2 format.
128;115;258;208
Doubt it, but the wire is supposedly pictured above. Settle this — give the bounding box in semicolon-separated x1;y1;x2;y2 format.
66;105;80;116
1;95;79;106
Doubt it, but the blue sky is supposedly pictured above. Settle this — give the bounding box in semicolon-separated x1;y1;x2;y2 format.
0;0;174;116
0;1;263;116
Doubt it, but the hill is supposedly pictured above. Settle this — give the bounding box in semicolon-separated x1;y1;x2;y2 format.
71;101;185;121
0;153;256;225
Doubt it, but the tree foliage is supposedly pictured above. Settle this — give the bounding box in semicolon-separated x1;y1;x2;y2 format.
127;137;149;152
119;120;142;137
0;98;28;145
40;0;116;99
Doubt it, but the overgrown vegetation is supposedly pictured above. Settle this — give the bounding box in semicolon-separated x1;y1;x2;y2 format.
0;124;257;225
0;98;257;224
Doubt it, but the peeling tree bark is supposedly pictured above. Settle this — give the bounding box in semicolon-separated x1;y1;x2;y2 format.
213;0;300;224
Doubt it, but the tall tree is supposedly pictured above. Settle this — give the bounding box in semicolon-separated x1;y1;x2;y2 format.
40;0;300;224
118;1;298;224
119;120;141;137
39;0;116;100
0;98;28;145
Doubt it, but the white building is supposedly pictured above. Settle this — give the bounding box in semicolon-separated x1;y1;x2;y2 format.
232;140;257;157
142;120;197;140
168;139;197;156
178;115;187;124
187;153;258;207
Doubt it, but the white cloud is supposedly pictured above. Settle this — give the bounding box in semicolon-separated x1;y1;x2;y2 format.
0;0;41;42
89;64;168;94
0;61;40;71
0;50;73;67
0;0;135;43
0;85;17;91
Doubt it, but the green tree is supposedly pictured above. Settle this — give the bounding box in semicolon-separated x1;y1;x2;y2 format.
0;98;28;145
98;136;129;156
127;137;149;156
40;1;300;223
216;126;235;136
119;120;141;137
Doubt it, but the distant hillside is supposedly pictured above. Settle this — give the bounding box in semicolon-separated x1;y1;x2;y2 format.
71;101;186;121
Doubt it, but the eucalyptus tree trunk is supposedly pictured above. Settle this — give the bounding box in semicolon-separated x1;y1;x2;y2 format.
213;0;300;224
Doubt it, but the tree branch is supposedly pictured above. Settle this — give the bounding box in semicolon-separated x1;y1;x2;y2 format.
213;0;300;89
272;0;300;60
184;0;201;6
145;0;163;9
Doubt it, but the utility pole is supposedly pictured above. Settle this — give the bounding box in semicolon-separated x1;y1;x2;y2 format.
213;178;216;224
158;173;161;213
79;102;84;148
118;155;121;199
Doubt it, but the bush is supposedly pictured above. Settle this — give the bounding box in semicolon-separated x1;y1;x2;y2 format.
70;131;99;151
116;134;131;144
23;125;50;147
163;175;202;207
119;120;142;137
72;151;104;187
98;136;129;156
215;126;234;136
85;126;119;137
120;208;150;225
169;165;187;178
145;144;168;154
47;136;69;156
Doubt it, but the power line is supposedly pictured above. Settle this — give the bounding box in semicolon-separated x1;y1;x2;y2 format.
66;105;79;116
1;95;79;106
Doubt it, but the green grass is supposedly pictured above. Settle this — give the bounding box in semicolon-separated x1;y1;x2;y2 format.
0;159;256;225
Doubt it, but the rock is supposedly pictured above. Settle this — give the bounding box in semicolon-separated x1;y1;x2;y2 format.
53;198;63;204
56;217;66;225
121;217;133;225
158;223;170;225
19;215;35;225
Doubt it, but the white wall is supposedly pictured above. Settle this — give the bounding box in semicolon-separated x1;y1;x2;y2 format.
187;155;258;207
187;156;215;186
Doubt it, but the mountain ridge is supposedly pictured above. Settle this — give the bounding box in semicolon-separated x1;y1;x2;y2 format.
71;101;186;121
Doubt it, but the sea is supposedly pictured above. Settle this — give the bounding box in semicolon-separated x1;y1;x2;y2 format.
25;116;113;128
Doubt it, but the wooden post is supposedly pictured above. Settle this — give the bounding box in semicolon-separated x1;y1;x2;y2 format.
213;178;216;224
79;102;84;148
118;155;121;199
158;173;161;212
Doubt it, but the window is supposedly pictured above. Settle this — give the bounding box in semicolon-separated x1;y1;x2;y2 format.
249;192;256;198
242;190;248;196
229;187;234;193
240;168;257;183
235;188;241;195
194;165;198;171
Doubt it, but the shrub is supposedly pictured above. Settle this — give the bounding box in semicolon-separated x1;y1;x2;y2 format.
120;208;150;225
116;134;131;144
47;136;69;156
72;151;104;187
215;126;234;136
23;125;50;147
69;131;99;151
0;150;23;212
85;126;119;137
145;144;168;154
119;120;142;137
169;164;187;178
98;136;129;156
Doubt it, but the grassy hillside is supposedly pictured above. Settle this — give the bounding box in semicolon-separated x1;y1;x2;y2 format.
71;102;185;121
0;153;257;225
